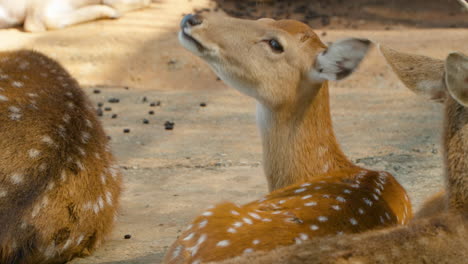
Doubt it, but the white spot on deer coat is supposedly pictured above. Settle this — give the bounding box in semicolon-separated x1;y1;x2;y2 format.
105;191;113;205
227;227;237;233
350;218;358;225
248;212;261;220
217;240;230;247
62;239;73;251
0;188;7;198
46;182;55;191
233;222;243;228
60;170;67;182
243;248;254;254
331;205;341;211
41;136;54;145
336;196;346;202
243;218;253;225
305;201;317;206
183;233;195;241
81;132;90;143
76;235;84;245
0;94;8;101
198;220;208;229
202;211;213;216
363;198;373;206
302;195;313;200
11;81;23;88
28;149;40;158
299;233;309;241
294;188;306;193
310;225;319;231
10;173;24;184
97;196;104;209
43;242;56;257
318;216;328;222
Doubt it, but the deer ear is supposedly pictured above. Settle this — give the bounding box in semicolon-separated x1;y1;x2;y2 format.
309;38;372;82
445;52;468;106
379;45;447;102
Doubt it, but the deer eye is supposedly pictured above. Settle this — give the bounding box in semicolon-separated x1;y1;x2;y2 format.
268;39;284;53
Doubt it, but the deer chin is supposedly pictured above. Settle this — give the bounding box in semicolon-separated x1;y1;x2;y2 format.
178;29;215;57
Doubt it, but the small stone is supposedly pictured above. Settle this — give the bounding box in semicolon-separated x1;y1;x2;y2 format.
123;128;130;133
148;110;155;115
108;98;120;103
142;96;148;103
111;114;118;119
93;89;101;94
200;102;207;107
107;136;112;140
143;119;149;124
97;102;104;107
104;107;112;111
164;121;175;130
321;31;327;36
124;234;131;239
150;101;161;107
96;108;103;116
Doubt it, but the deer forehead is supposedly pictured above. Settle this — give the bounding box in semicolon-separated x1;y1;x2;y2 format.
196;13;325;52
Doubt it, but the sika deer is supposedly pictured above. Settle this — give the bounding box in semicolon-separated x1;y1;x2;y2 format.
0;50;122;263
162;13;412;264
214;49;468;264
0;0;151;32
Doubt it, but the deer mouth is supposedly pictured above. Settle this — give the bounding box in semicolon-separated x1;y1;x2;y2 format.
179;28;206;54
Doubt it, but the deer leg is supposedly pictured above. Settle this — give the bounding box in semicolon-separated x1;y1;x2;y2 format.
43;5;120;30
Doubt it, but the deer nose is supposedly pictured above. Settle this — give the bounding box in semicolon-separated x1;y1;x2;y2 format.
181;14;203;29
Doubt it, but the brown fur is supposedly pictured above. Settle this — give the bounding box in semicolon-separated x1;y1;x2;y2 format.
215;212;468;264
0;50;122;263
165;13;412;264
211;50;468;264
415;190;447;219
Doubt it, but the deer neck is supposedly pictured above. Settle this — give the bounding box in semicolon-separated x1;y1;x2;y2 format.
257;81;354;191
444;97;468;213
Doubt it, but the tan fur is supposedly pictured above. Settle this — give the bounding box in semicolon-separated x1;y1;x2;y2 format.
164;13;412;264
0;0;151;32
0;50;122;263
212;50;468;264
415;190;447;219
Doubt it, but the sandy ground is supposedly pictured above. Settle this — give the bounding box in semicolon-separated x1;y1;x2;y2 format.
0;0;467;263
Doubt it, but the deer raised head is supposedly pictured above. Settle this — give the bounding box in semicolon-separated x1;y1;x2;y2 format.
212;49;468;264
163;12;412;264
0;50;122;263
380;46;468;214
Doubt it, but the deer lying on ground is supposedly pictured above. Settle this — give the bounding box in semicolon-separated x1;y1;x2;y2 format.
0;50;122;263
163;12;412;264
214;48;468;264
0;0;151;32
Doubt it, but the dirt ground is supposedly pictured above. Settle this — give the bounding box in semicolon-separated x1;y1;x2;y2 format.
0;0;467;263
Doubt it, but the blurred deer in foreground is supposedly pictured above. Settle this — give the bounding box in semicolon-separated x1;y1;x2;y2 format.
0;50;122;263
0;0;151;32
163;12;412;264
215;48;468;264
